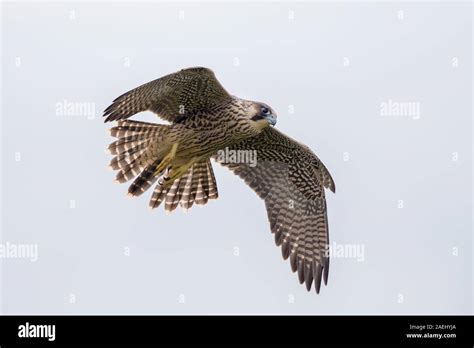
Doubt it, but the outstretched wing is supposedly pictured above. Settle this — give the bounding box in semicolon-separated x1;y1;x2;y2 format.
103;67;232;123
215;127;335;293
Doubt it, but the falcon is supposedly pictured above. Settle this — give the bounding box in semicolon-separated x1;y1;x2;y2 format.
103;67;336;293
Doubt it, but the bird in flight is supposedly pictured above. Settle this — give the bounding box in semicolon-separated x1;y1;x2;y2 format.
103;67;336;293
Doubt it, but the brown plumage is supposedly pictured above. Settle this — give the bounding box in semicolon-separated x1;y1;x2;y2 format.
214;127;335;293
104;67;335;293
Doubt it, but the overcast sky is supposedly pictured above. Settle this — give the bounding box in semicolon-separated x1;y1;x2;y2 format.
1;1;472;314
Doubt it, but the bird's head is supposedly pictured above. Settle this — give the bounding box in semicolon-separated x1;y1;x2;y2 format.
250;102;277;131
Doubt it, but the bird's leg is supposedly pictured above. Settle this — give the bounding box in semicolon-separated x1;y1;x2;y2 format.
163;159;196;187
154;143;178;176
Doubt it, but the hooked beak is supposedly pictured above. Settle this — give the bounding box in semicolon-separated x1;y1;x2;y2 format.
265;114;277;126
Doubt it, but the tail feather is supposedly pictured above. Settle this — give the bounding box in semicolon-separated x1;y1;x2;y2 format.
195;164;209;205
107;120;168;194
206;161;219;200
109;147;148;170
107;119;219;210
164;173;186;211
110;120;163;138
107;135;151;156
178;167;196;210
115;153;148;183
127;160;160;197
149;159;218;212
149;177;168;210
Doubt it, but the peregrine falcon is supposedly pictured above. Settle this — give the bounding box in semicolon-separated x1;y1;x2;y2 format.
103;67;336;293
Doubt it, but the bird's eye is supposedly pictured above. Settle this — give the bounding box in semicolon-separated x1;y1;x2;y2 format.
261;107;270;115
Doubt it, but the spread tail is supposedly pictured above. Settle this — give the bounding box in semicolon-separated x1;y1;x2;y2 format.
107;120;218;212
149;159;218;212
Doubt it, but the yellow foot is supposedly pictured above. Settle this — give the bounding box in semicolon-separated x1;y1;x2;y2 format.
163;161;194;187
154;143;178;176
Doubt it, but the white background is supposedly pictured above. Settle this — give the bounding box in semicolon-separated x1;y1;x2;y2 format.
1;1;472;314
